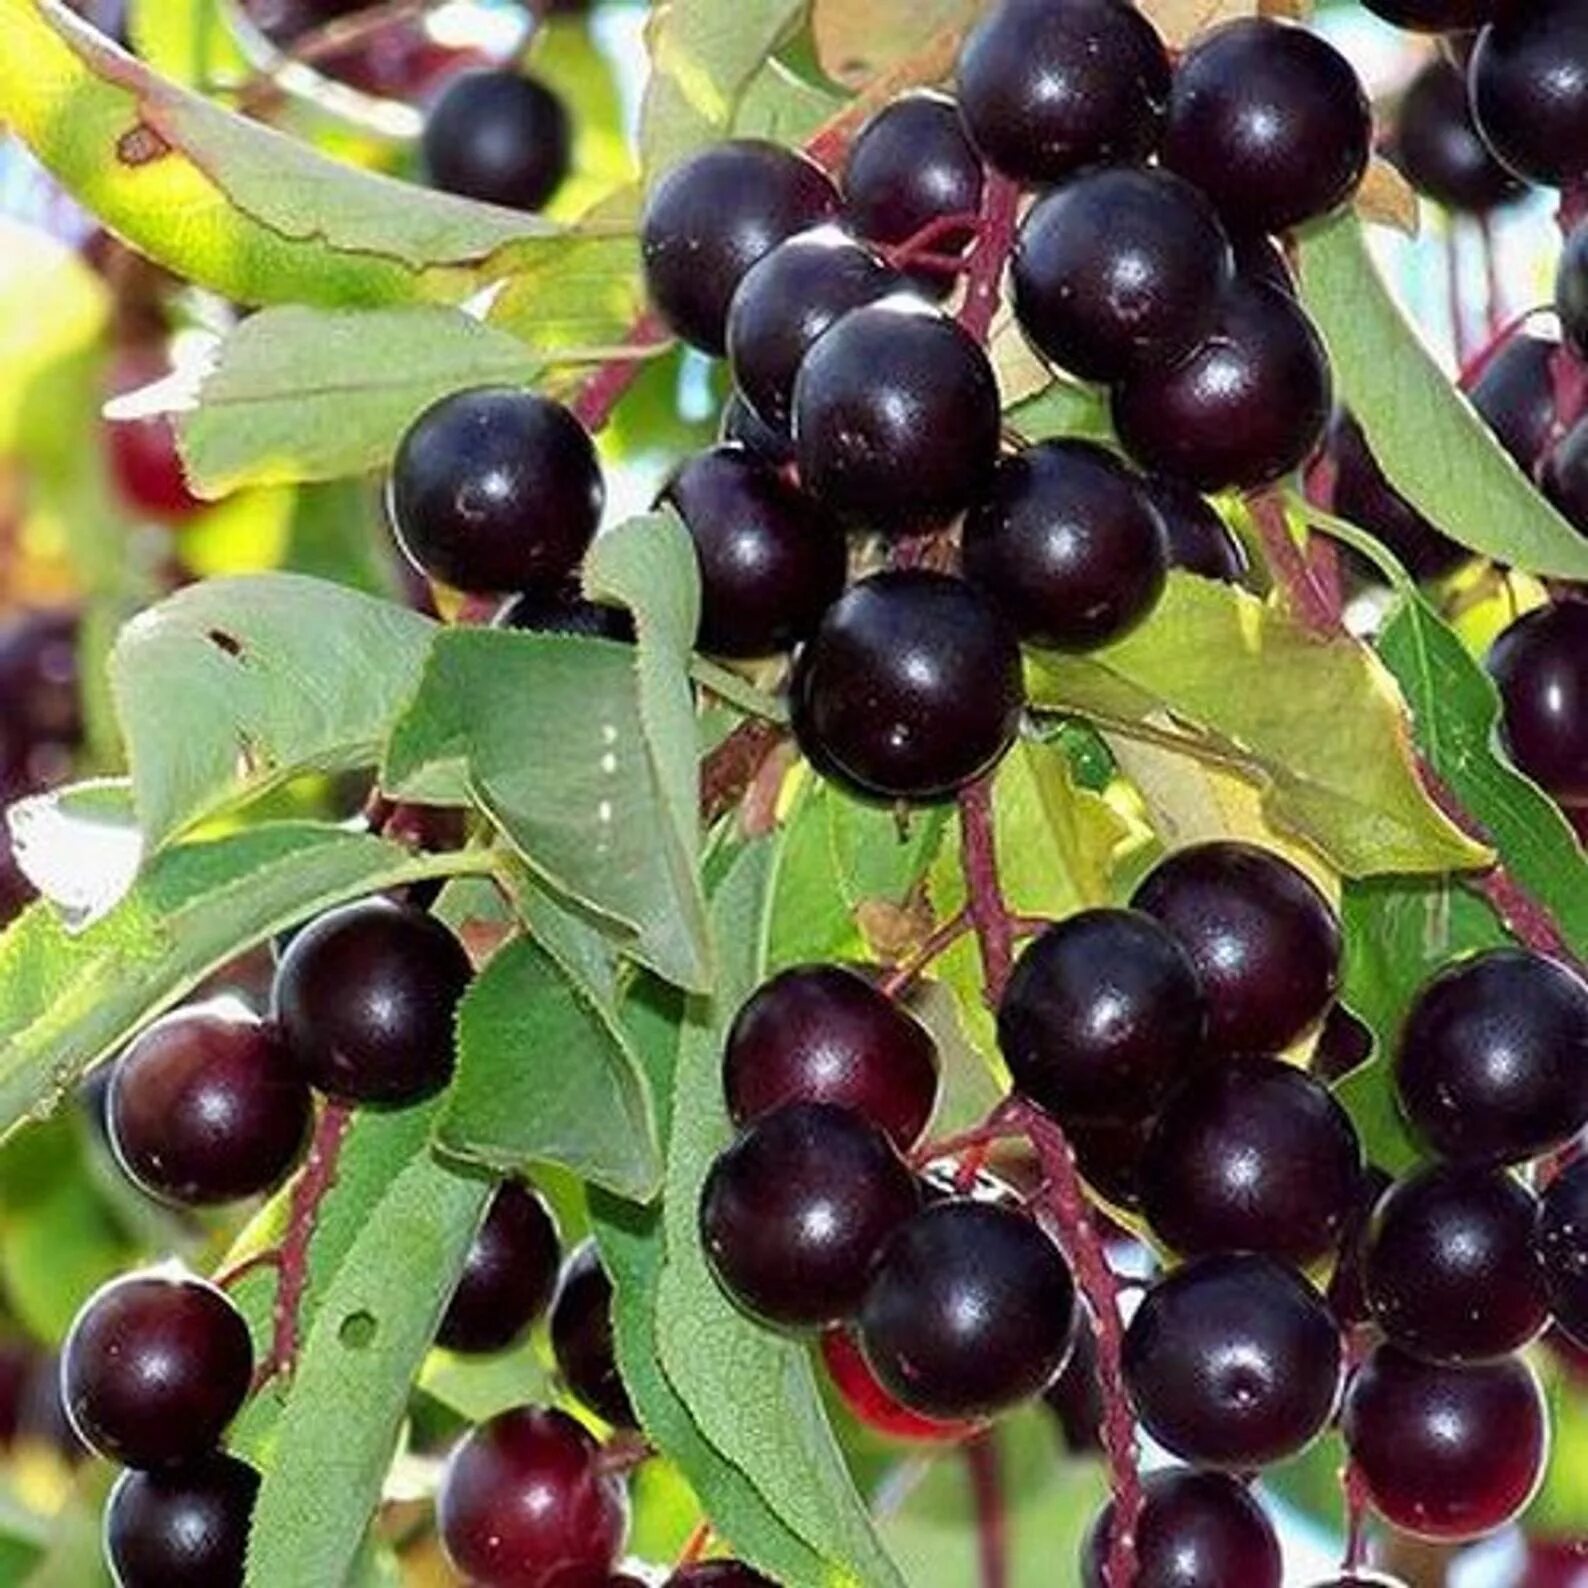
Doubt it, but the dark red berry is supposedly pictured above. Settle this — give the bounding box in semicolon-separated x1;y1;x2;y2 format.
421;70;570;213
1067;1115;1152;1213
658;446;848;657
437;1406;628;1588
550;1241;635;1429
105;1453;258;1588
272;898;473;1105
1326;1164;1395;1329
1131;841;1342;1055
1470;4;1588;188
105;353;205;524
0;608;81;793
389;388;604;595
496;584;634;643
997;908;1206;1125
724;964;939;1151
790;570;1024;803
955;0;1171;184
1540;1158;1588;1349
438;1180;562;1356
1044;1314;1103;1452
1394;946;1588;1164
1233;233;1297;297
1363;0;1500;27
1343;1343;1547;1540
719;393;794;467
62;1271;252;1469
1123;1254;1342;1469
858;1199;1076;1421
642;140;840;354
1489;602;1588;804
667;1565;777;1588
820;1327;980;1444
1140;477;1250;585
1394;57;1526;214
1468;331;1559;471
1311;1003;1375;1083
700;1102;919;1329
1544;414;1588;534
1560;225;1588;361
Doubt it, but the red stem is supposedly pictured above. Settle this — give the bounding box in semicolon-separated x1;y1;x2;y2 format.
956;778;1016;1008
965;1432;1009;1588
567;311;671;434
675;1521;713;1570
957;174;1021;346
1445;227;1471;366
880;210;984;272
1248;488;1341;637
214;1247;282;1292
1456;304;1547;391
877;906;972;999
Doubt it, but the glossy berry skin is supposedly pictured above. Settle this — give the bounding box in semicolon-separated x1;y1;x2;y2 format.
496;584;634;643
820;1327;981;1444
1470;5;1588;188
421;71;569;213
724;964;939;1151
719;393;794;467
642;140;840;354
1083;1469;1281;1588
858;1199;1076;1421
793;300;1000;532
997;908;1206;1126
1395;947;1588;1164
1343;1343;1547;1540
389;388;603;595
962;441;1170;652
1490;602;1588;804
1141;477;1250;586
1362;0;1500;28
550;1241;635;1429
667;1566;777;1588
1013;169;1231;384
1122;1254;1342;1469
658;446;848;657
1163;19;1371;236
1363;1163;1548;1363
1233;233;1296;298
790;570;1024;803
1541;1159;1588;1349
107;1006;311;1206
1113;281;1332;493
105;1453;258;1588
726;230;901;434
700;1102;919;1329
61;1271;252;1469
1326;1164;1394;1329
437;1407;627;1588
1044;1315;1103;1452
438;1181;561;1355
955;0;1171;185
1131;841;1342;1055
1395;58;1526;215
272;898;473;1105
1068;1115;1152;1213
1141;1055;1363;1267
1469;331;1559;472
1560;225;1588;361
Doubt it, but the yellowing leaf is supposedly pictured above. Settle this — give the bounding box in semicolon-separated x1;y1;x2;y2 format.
1139;0;1254;46
811;0;978;88
1354;156;1420;236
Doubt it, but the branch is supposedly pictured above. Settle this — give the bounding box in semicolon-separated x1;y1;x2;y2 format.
1247;487;1341;636
964;1433;1009;1588
568;311;672;433
956;778;1016;1007
957;174;1021;347
233;0;433;113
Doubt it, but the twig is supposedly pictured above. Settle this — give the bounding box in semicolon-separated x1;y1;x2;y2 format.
567;311;672;433
234;0;431;113
877;907;972;998
702;719;788;826
675;1521;713;1571
1247;488;1341;636
965;1433;1009;1588
956;778;1016;1008
957;174;1021;346
214;1248;282;1292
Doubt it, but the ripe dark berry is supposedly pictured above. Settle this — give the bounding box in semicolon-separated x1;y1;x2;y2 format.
955;0;1171;184
438;1180;562;1356
1233;233;1297;298
496;584;634;643
1394;58;1526;214
0;609;81;793
1140;477;1250;586
642;140;840;354
1343;1343;1547;1540
1306;1578;1408;1588
272;898;473;1105
1470;4;1588;188
1362;0;1500;28
550;1241;635;1429
1044;1315;1103;1452
107;1006;311;1206
1489;602;1588;804
719;393;794;467
1540;1158;1588;1349
105;1452;258;1588
1141;1055;1363;1267
700;1102;919;1329
1068;1115;1152;1212
1394;946;1588;1164
726;229;901;433
723;964;939;1151
858;1199;1076;1421
1112;281;1332;493
997;908;1206;1125
389;388;604;595
1544;415;1588;534
421;71;570;213
667;1566;777;1588
820;1327;979;1444
793;300;1000;531
658;446;848;658
437;1406;628;1588
962;441;1170;652
1131;841;1342;1055
1083;1469;1282;1588
1326;1164;1394;1329
1560;225;1588;361
1363;1163;1548;1363
1311;1003;1375;1084
1012;168;1231;383
1468;331;1559;471
1123;1254;1342;1469
790;570;1023;803
62;1270;252;1469
1163;19;1371;235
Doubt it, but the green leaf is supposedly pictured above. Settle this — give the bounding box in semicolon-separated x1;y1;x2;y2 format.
128;0;247;88
734;60;846;147
1025;572;1488;878
810;0;976;87
1528;1361;1588;1540
1004;377;1114;443
419;1334;556;1427
111;574;436;849
1298;214;1588;580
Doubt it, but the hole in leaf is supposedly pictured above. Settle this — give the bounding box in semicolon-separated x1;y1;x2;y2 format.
339;1310;378;1349
207;628;244;658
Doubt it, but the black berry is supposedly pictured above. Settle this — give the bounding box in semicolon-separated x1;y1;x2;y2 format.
421;70;570;213
438;1180;562;1356
1489;601;1588;805
1140;477;1250;585
1545;415;1588;534
496;583;634;643
1539;1158;1588;1349
719;393;794;467
1470;4;1588;188
1561;224;1588;361
1393;58;1526;214
1468;330;1559;471
1311;1003;1375;1083
1362;0;1500;28
105;1452;258;1588
820;1325;980;1444
550;1240;635;1429
667;1566;778;1588
1068;1115;1153;1213
1044;1314;1103;1453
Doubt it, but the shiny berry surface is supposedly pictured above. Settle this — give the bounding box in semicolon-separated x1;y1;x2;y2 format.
438;1180;562;1355
1394;58;1526;215
790;570;1024;803
1362;0;1499;27
1112;281;1332;493
962;440;1170;652
1326;1164;1394;1329
62;1271;252;1469
724;964;939;1151
496;584;634;643
105;1452;258;1588
858;1199;1076;1421
641;140;840;354
820;1327;980;1444
437;1406;628;1588
273;898;473;1105
1131;840;1342;1055
1489;602;1588;804
1395;946;1588;1164
997;908;1206;1126
389;388;604;595
1541;1159;1588;1349
1013;168;1231;383
1470;4;1588;188
1123;1254;1342;1469
1469;331;1559;472
658;445;848;657
1343;1343;1547;1541
421;70;570;213
550;1241;635;1429
1141;477;1250;585
955;0;1171;184
700;1101;919;1329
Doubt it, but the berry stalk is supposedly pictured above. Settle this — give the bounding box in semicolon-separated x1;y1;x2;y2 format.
964;1431;1009;1588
